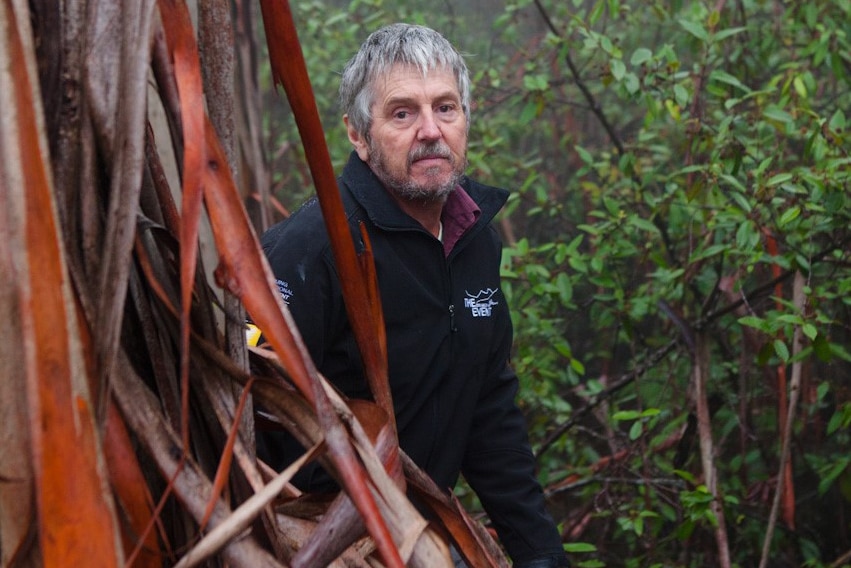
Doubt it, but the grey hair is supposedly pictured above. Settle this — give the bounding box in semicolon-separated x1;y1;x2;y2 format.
339;23;471;139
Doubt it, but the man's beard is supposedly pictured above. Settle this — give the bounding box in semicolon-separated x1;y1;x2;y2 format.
369;141;467;204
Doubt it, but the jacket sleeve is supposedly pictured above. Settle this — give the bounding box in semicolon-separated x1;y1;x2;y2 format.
260;217;342;369
461;305;569;566
256;217;346;483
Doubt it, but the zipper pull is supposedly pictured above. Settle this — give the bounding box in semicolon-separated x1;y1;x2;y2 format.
449;304;458;332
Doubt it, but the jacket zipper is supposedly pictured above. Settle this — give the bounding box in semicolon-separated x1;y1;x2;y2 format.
446;253;459;333
426;246;454;471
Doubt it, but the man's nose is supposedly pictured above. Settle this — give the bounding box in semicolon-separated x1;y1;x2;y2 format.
416;110;441;141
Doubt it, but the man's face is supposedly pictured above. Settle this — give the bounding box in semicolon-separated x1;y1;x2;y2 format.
346;64;468;204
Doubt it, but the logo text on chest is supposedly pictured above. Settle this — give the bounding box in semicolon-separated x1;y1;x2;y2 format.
464;288;498;317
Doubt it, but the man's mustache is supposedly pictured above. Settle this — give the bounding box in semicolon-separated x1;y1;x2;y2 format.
408;143;452;164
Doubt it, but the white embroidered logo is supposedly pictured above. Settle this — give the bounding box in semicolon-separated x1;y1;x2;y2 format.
464;288;498;317
275;279;293;305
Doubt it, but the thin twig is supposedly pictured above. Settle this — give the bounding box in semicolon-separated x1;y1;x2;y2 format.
694;333;731;568
830;549;851;568
759;271;806;568
531;0;625;155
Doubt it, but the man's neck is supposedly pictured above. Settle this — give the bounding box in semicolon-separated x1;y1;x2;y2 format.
389;194;446;238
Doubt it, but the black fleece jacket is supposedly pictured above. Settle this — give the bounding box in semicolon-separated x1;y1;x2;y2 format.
258;152;566;565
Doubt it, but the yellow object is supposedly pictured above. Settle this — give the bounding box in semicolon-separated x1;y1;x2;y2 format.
245;323;262;347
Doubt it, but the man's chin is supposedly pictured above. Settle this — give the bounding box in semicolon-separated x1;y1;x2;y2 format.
370;159;462;204
391;180;456;204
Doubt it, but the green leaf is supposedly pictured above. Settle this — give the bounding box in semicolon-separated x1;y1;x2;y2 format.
828;109;846;131
673;84;689;107
630;47;653;66
556;272;573;305
802;323;817;340
665;98;681;122
816;382;831;403
679;18;709;41
766;172;794;186
564;542;598;553
817;456;851;495
754;156;774;176
828;410;844;436
589;0;605;25
774;339;790;362
739;315;769;333
778;206;801;227
735;220;758;249
793;76;808;99
519;101;538;125
814;335;833;362
574;145;594;165
577;561;606;568
763;105;794;123
554;342;572;358
629;420;643;440
730;190;752;212
689;244;729;262
707;10;720;28
611;58;626;81
830;342;851;363
629;216;660;234
568;254;588;273
523;73;549;91
710;70;751;92
613;410;642;421
673;469;698;484
623;72;640;94
714;26;747;41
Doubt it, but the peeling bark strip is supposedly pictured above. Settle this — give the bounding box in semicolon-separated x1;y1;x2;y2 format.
0;4;39;565
1;2;122;565
257;0;394;433
88;0;158;411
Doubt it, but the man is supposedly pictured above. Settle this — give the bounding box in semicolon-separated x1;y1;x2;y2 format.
259;23;569;568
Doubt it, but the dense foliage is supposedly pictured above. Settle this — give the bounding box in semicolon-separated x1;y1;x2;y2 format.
263;0;851;565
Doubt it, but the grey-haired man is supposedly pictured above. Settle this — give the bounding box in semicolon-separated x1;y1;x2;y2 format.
260;23;570;568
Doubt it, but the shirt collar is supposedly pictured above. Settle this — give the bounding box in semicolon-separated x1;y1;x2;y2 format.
440;185;481;256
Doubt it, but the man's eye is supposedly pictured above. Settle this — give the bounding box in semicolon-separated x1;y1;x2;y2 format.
394;111;410;120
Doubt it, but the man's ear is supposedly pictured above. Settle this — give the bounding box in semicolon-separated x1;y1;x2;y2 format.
344;115;370;161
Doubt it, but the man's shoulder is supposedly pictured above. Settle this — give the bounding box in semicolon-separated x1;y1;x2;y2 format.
263;196;326;235
260;197;332;260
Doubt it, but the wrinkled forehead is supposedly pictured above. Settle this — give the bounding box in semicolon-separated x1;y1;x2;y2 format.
372;62;458;87
367;63;460;103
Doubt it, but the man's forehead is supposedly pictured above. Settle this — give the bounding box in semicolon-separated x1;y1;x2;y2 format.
370;63;460;98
